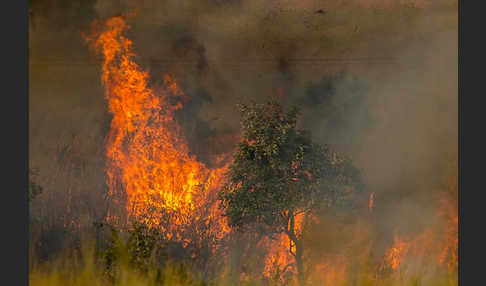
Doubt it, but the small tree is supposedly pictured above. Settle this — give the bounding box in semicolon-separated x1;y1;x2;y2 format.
219;100;363;285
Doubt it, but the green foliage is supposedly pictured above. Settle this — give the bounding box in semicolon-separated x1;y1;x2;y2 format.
95;221;168;281
220;100;363;234
125;222;165;271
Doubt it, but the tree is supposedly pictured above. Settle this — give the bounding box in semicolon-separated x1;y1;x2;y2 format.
219;100;363;285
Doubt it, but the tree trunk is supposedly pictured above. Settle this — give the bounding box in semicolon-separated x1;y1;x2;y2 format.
295;238;305;286
287;213;305;286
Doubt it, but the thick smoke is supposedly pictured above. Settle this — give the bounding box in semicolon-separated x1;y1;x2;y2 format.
29;0;457;267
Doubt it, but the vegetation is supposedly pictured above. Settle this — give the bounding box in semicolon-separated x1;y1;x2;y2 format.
30;241;204;286
30;238;458;286
95;221;167;281
219;100;363;285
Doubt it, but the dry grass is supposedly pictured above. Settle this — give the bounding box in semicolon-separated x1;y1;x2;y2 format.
30;240;457;286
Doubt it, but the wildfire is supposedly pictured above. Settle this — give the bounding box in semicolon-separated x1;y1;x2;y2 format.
83;14;457;284
379;159;458;277
84;16;228;235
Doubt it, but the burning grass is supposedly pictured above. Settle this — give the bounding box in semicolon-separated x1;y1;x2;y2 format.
29;239;457;286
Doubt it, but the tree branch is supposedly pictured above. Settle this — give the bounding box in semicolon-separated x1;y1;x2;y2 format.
289;238;296;258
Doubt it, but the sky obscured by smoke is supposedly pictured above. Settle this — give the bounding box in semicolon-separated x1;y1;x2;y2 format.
29;0;457;254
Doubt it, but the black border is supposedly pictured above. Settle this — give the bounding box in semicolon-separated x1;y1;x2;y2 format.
3;0;29;285
460;1;486;285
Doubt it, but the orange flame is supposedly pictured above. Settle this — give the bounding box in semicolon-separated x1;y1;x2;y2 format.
379;159;458;276
85;16;228;237
383;233;411;271
263;212;306;279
